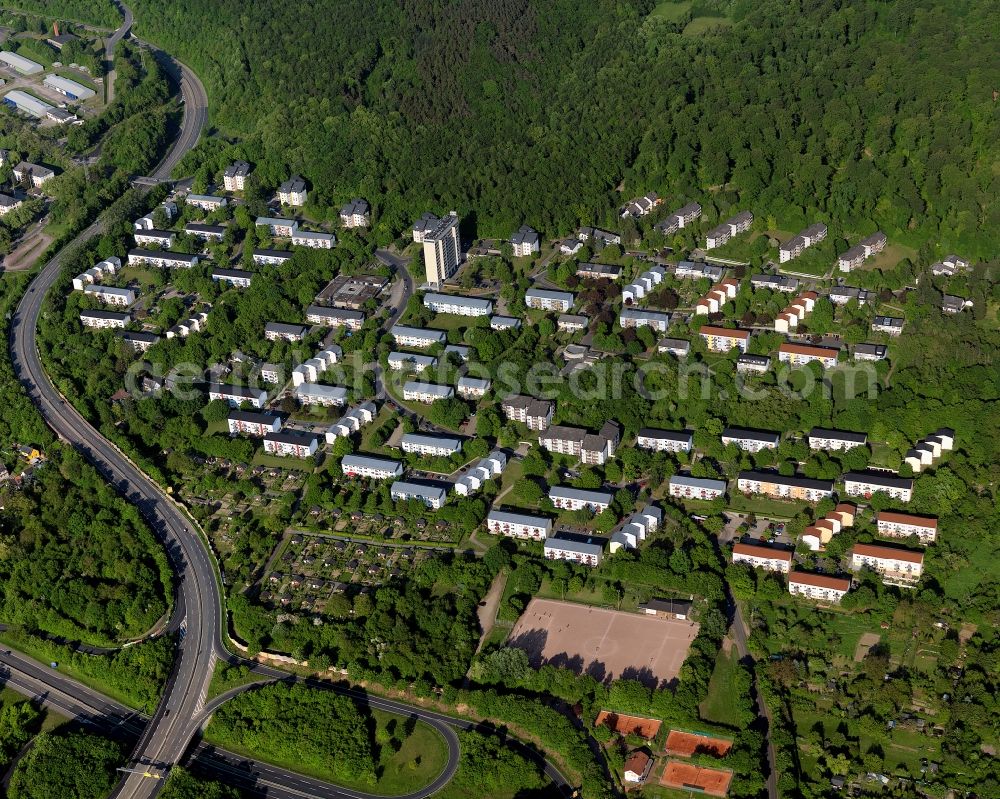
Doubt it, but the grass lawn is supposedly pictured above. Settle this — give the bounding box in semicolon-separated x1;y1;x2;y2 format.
726;493;802;519
0;686;68;734
205;707;450;796
251;451;315;471
683;16;733;36
648;0;691;22
206;661;271;702
699;648;746;727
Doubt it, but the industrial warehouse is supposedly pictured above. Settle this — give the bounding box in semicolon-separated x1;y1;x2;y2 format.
43;74;96;101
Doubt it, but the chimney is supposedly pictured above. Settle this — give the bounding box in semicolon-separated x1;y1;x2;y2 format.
53;21;59;37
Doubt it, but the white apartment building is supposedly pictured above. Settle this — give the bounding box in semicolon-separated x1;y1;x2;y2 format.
116;331;159;352
851;543;924;584
736;354;770;374
291;230;335;249
736;471;834;502
674;261;725;281
80;310;129;329
539;422;619;466
187;223;226;241
391;325;446;349
486;510;552;540
788;571;851;603
341;454;403;480
558;314;588;332
732;542;793;573
253;249;293;266
699;325;751;353
808;428;868;451
423;211;461;285
295;383;348;407
325;402;377;442
655;201;702;235
454;450;507;496
186;194;227;211
510;225;540;257
73;258;120;290
501;395;553;430
264;322;308;342
704;211;753;249
525;287;574;312
391;480;447;509
256;217;299;237
223;160;251;191
134;229;176;248
339;198;371;228
402;381;454;403
227;410;282;437
456;376;491;399
543;534;604;567
388;352;437;371
779;223;827;263
212;268;254;289
837;231;886;272
305;306;365;329
778;342;840;369
263;431;319;458
423;292;493;316
401;433;462;457
209;384;268;409
721;427;780;452
278;175;308;207
127;249;199;269
876;511;938;544
843;472;913;502
658;338;690;358
872;315;904;336
636;428;692;453
82;285;135;306
548;487;613;513
668;475;727;500
619;308;671;332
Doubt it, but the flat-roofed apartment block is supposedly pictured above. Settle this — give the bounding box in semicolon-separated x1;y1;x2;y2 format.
227;410;282;437
305;305;365;330
423;292;493;316
525;287;574;312
808;427;868;451
295;383;348;407
401;433;462;457
292;229;335;249
636;428;693;453
387;352;436;372
548;486;613;512
779;223;827;263
539;421;620;465
843;471;913;502
209;383;268;409
853;342;887;361
457;376;491;399
391;325;446;349
264;322;307;342
501;395;554;430
264;430;319;458
577;262;622;281
486;509;552;540
256;216;299;237
186;194;227;211
658;337;690;358
116;331;159;352
212;268;254;289
736;354;770;374
253;248;293;266
619;308;671;332
278;175;308;206
778;342;840;368
127;249;199;269
732;541;793;573
788;571;851;603
402;381;454;403
134;228;176;248
422;211;461;285
655;201;702;236
187;223;226;241
736;471;834;502
675;261;725;281
325;402;377;442
80;310;130;329
850;542;924;585
722;427;779;452
876;511;937;544
543;532;604;567
837;231;886;272
510;224;540;257
668;475;727;500
83;285;135;306
391;480;447;509
340;454;403;480
699;325;751;352
871;315;904;336
223;160;251;191
339;198;371;228
704;210;753;249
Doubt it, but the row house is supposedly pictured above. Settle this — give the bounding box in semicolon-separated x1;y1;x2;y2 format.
904;427;954;473
486;510;552;540
736;354;770;374
83;285;134;306
722;427;780;452
704;210;753;250
732;541;793;573
72;257;120;290
609;503;662;552
134;228;176;248
166;312;208;340
773;290;818;332
212;268;253;289
295;383;348;407
751;273;799;293
457;376;491;399
788;571;851;603
543;534;604;567
843;472;913;502
548;486;613;513
402;381;454;403
525;287;574;312
837;232;886;272
876;511;938;544
291;348;341;387
454;450;507;496
222;160;251;191
253;248;293;266
736;471;834;502
326;402;377;442
391;325;446;349
339;198;371;228
655;201;702;236
577;262;622;281
621;191;661;218
423;292;493;316
808;427;867;451
779;223;827;263
699;325;751;353
636;428;693;453
387;352;436;372
619;308;670;332
209;383;267;409
401;433;462;457
501;395;554;430
80;310;129;329
341;454;403;480
186;194;227;211
134;202;177;231
291;230;336;249
674;261;725;281
850;543;924;585
800;504;856;552
391;480;447;509
127;249;199;269
116;330;159;353
694;278;739;315
264;322;307;342
777;342;840;369
510;224;540;256
228;410;282;437
256;216;299;237
305;305;365;330
872;315;904;336
622;265;667;304
263;430;319;459
668;475;727;500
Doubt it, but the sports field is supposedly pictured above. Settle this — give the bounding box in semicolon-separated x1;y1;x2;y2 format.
509;598;699;687
664;728;733;758
594;710;662;739
660;761;733;796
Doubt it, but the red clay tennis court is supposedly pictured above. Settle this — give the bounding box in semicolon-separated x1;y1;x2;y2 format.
594;710;662;739
660;761;733;796
665;728;733;758
508;598;700;687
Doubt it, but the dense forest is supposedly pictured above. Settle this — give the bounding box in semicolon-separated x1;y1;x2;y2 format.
7;730;125;799
112;0;1000;257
